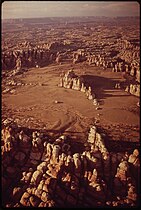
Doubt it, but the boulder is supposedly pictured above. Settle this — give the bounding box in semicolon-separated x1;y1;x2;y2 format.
52;144;61;161
12;187;23;201
42;184;49;193
32;137;42;147
37;180;44;190
29;195;40;207
26;187;35;195
30;170;43;185
38;202;48;207
20;192;31;206
37;161;47;173
73;153;81;169
34;189;43;198
46;168;58;178
41;191;48;203
133;149;139;157
24;172;33;183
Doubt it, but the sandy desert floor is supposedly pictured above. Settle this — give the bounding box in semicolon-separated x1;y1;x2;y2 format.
2;62;140;150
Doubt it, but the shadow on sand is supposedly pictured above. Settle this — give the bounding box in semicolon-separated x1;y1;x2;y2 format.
81;74;127;100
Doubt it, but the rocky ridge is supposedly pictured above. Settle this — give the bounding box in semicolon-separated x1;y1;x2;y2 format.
1;118;140;207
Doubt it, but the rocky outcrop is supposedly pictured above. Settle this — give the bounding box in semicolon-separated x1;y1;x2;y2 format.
73;50;87;64
1;119;140;207
59;70;98;106
125;83;140;97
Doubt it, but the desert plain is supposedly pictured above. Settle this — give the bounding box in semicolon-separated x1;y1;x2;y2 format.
1;15;140;207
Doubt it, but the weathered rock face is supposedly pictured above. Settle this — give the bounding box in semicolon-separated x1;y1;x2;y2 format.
1;126;13;153
59;69;77;89
2;46;57;71
1;120;140;207
15;57;22;70
73;50;87;64
59;70;97;106
136;69;140;83
85;46;140;89
125;83;140;97
128;149;140;167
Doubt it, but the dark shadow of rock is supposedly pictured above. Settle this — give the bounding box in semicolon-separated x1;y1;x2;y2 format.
80;74;125;99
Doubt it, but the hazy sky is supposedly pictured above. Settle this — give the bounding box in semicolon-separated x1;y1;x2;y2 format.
2;1;140;19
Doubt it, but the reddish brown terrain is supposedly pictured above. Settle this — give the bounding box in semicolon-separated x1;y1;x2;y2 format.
2;63;140;145
1;16;140;208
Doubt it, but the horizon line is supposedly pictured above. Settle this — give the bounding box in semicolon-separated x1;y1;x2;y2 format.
2;15;140;20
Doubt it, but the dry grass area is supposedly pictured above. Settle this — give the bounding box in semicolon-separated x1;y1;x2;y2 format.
2;62;140;150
